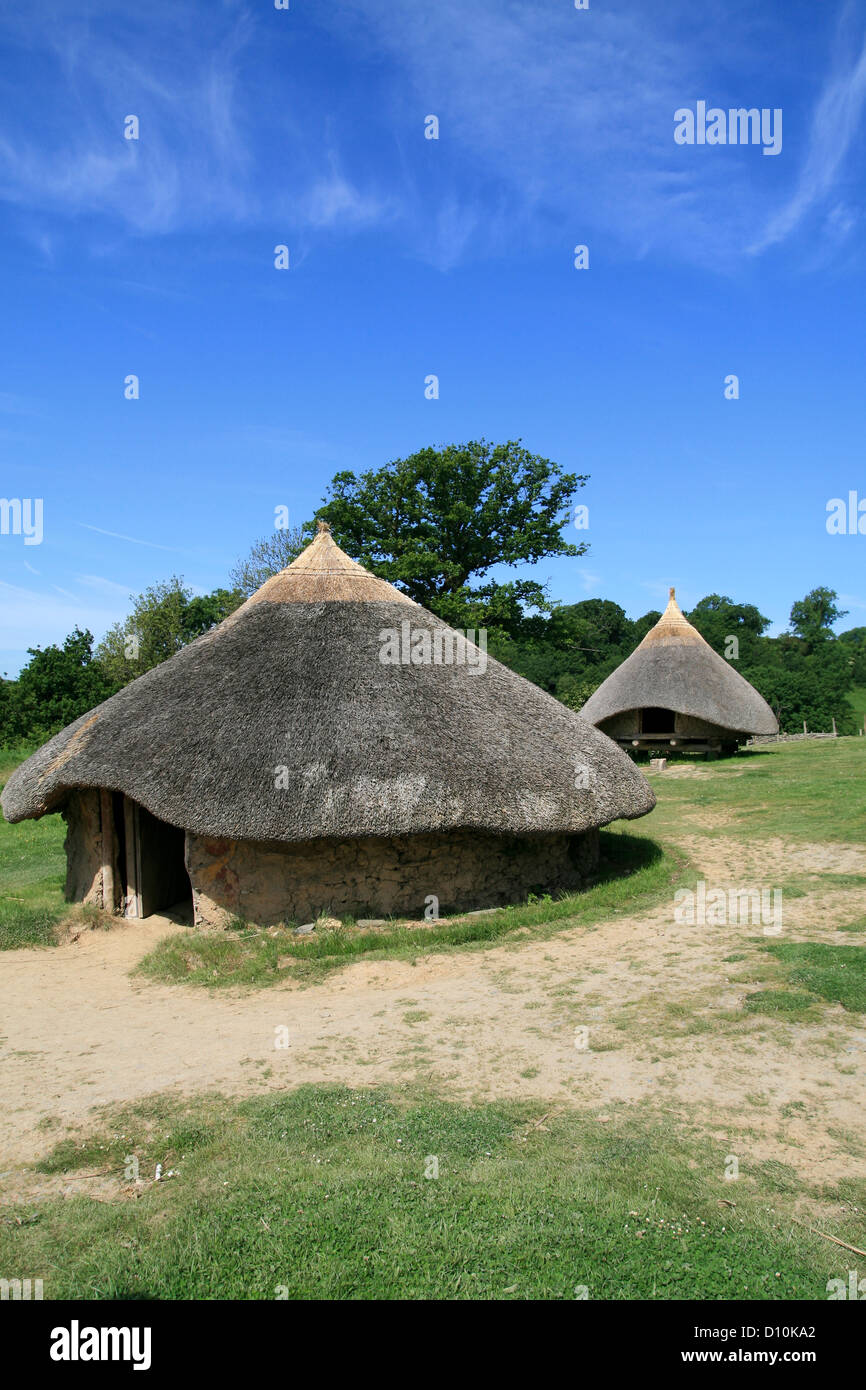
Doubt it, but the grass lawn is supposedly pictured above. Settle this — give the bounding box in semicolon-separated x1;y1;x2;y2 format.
639;737;866;846
847;685;866;732
0;744;66;948
2;1084;859;1301
755;940;866;1014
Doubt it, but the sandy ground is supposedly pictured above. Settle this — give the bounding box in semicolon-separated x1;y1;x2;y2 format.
2;816;866;1201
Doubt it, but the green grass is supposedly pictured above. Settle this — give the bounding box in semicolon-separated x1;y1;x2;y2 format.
641;738;866;845
743;990;819;1020
0;905;61;950
0;744;66;948
847;685;866;730
2;1084;859;1301
0;741;40;784
760;941;866;1013
735;938;866;1019
135;830;684;988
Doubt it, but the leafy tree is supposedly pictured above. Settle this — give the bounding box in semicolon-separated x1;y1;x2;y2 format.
181;588;244;641
555;673;608;712
789;587;848;650
736;618;853;734
96;577;192;686
838;627;866;685
631;610;663;644
747;646;856;734
96;579;243;686
548;599;633;651
0;676;17;746
490;599;647;706
230;526;307;598
420;580;544;641
686;594;770;664
315;439;587;635
1;629;117;744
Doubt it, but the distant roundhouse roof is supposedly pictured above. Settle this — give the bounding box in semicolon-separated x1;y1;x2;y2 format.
2;525;655;839
580;589;778;736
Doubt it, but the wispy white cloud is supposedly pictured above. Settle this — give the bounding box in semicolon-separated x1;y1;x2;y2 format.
751;19;866;252
1;0;862;274
0;2;386;241
75;573;136;596
301;172;389;231
74;522;186;552
0;63;236;234
328;0;786;270
327;0;866;272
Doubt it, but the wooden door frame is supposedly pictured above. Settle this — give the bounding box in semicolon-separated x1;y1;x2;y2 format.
123;796;143;919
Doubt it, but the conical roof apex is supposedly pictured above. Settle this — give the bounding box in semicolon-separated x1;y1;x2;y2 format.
638;588;708;650
245;520;415;607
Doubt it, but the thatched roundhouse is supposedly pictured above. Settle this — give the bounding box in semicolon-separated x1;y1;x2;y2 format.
2;524;655;926
581;588;778;754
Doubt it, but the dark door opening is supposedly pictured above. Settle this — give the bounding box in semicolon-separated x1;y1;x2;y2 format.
641;707;676;734
121;797;192;918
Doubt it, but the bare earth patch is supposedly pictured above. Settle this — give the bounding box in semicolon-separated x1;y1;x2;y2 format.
677;832;866;883
1;833;865;1206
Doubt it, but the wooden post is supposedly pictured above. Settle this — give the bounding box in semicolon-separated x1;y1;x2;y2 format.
803;721;808;736
124;797;139;918
100;788;115;914
832;716;837;737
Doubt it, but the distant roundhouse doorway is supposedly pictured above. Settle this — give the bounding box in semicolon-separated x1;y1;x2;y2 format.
640;707;676;734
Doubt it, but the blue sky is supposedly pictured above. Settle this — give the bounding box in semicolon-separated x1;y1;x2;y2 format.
1;0;865;676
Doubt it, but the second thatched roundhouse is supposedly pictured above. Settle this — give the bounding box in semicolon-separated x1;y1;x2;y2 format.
1;524;656;926
581;589;778;754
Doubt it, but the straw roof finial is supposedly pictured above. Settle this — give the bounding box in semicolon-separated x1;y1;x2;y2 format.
316;519;331;535
669;586;676;601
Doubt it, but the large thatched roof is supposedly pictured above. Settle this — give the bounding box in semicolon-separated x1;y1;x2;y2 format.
581;589;778;736
2;525;655;839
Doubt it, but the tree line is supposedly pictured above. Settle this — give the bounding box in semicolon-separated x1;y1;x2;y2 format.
2;441;863;745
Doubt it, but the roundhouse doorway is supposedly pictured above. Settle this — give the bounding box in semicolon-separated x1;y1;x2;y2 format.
640;707;676;734
120;796;192;919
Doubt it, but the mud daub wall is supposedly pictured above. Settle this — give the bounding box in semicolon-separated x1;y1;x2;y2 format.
599;710;640;737
675;712;735;738
62;789;107;905
186;827;601;928
599;710;736;739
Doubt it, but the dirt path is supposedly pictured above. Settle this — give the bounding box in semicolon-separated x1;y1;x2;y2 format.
2;826;866;1194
